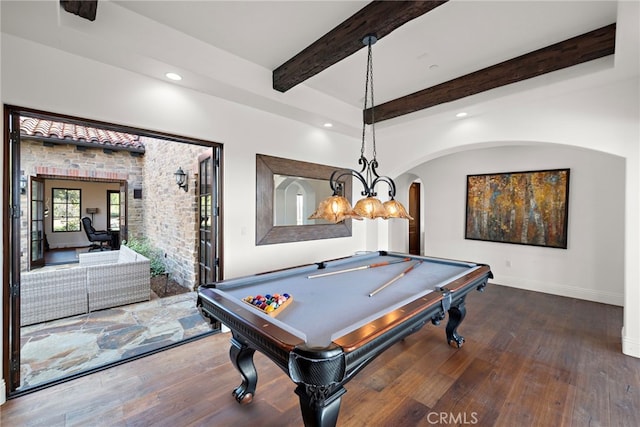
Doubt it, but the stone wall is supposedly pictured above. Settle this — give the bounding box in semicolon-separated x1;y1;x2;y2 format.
139;137;212;290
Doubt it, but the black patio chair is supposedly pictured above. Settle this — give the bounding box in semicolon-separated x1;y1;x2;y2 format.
81;217;112;251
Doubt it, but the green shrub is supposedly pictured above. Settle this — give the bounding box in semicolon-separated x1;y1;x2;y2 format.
124;237;166;277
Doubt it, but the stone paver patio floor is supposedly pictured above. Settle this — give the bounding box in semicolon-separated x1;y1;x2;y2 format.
19;292;214;390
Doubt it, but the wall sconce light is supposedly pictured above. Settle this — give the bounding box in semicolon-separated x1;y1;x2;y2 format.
20;175;27;195
174;167;188;192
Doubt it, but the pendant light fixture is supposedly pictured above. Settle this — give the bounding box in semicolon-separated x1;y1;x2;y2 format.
309;35;413;223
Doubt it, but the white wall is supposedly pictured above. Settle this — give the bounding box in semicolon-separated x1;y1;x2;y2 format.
410;145;625;306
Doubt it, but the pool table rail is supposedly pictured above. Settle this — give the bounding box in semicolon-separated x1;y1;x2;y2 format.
437;264;493;293
335;263;492;352
198;288;305;356
334;290;444;352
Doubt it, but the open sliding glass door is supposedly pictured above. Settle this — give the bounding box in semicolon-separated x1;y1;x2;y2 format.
7;109;22;392
119;182;127;242
107;186;126;249
197;148;220;287
29;177;46;269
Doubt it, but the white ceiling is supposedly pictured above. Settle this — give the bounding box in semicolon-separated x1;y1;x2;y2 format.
0;0;626;134
113;0;617;106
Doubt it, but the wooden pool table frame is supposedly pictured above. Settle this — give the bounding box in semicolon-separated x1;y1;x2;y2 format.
197;251;493;427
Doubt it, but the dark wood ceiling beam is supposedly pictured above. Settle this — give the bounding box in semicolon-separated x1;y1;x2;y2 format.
366;23;616;123
273;1;448;92
60;0;98;22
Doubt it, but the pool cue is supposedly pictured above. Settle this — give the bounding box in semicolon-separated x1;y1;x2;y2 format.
368;260;423;297
307;257;411;279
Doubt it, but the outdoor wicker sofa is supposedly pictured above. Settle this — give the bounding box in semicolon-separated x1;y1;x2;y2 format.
20;267;88;327
20;245;151;326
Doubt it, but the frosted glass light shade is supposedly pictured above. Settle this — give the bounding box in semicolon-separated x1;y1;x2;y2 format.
383;199;413;220
352;196;387;219
308;195;356;223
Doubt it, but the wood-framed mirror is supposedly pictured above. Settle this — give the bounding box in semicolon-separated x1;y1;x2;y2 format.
256;154;352;245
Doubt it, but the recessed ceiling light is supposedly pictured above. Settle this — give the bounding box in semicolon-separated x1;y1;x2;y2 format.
323;122;333;128
456;112;468;118
165;72;182;81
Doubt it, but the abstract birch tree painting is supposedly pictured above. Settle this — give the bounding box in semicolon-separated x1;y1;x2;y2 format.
465;169;570;248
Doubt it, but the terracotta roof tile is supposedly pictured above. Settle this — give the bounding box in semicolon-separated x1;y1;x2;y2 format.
20;117;144;151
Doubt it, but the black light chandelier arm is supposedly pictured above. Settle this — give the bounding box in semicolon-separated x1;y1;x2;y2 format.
370;175;397;199
329;167;397;199
329;168;372;196
358;155;378;176
358;154;397;198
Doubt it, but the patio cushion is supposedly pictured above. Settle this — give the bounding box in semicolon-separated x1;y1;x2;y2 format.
117;245;139;263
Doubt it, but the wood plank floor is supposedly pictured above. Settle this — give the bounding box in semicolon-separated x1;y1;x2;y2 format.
2;284;639;426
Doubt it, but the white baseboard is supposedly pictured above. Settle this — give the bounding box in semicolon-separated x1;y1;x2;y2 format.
622;327;640;359
489;277;623;306
0;378;6;405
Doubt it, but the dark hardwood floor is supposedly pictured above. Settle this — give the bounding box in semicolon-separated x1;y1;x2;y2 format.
2;284;639;426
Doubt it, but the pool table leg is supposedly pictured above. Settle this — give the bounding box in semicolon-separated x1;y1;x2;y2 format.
229;336;257;404
446;296;467;348
295;384;346;427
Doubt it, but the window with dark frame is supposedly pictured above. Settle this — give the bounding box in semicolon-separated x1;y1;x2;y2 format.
107;190;120;230
52;188;81;232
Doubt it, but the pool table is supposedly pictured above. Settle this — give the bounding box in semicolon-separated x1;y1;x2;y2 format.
197;251;492;427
